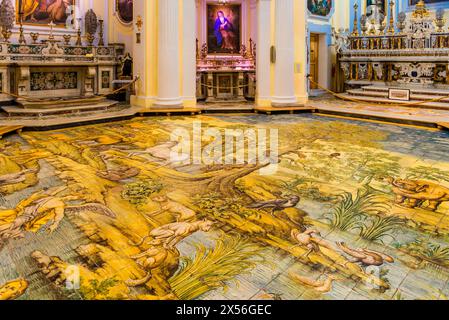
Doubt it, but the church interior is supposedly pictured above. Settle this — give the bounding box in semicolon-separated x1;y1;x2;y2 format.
1;0;449;301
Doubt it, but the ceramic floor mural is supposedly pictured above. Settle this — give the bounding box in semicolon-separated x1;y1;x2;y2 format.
1;114;449;300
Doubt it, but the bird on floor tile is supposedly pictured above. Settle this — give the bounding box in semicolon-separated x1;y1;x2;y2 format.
336;242;394;267
254;289;283;301
289;272;340;293
247;195;300;216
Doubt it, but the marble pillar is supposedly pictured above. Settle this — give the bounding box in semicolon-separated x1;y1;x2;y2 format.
272;0;298;106
154;0;183;108
256;0;272;107
182;0;197;107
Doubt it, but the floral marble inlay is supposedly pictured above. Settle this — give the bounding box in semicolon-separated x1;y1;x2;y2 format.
30;72;78;91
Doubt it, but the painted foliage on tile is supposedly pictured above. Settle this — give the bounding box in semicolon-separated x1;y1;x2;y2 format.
1;114;449;300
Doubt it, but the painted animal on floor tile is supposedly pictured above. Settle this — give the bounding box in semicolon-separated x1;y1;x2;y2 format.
291;228;334;256
0;279;28;300
386;177;449;211
130;219;215;249
149;195;197;222
0;186;116;248
336;242;394;267
126;245;180;287
247;196;300;215
289;273;340;293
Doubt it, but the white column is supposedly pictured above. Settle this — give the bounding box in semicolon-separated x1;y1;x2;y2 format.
272;0;297;106
182;0;197;104
256;0;272;106
155;0;182;107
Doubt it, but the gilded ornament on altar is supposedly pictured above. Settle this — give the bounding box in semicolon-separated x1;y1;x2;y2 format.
63;34;71;45
98;19;104;46
30;32;39;44
412;0;430;19
84;9;98;46
0;0;14;42
434;8;446;33
396;11;406;34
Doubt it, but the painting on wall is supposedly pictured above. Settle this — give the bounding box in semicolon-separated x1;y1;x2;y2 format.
307;0;333;17
116;0;133;24
366;0;387;18
17;0;75;27
207;4;241;54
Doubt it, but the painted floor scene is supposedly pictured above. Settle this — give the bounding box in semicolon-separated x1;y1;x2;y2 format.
1;114;449;300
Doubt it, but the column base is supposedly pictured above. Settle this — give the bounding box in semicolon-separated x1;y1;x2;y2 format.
131;95;156;109
271;96;301;108
152;97;184;109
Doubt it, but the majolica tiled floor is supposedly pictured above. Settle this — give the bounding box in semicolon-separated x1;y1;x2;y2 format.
1;113;449;300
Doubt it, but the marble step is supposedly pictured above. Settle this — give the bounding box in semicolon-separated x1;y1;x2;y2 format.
16;95;107;109
0;125;23;138
339;93;449;110
361;85;449;96
439;122;449;130
2;100;120;117
0;105;141;128
347;89;449;103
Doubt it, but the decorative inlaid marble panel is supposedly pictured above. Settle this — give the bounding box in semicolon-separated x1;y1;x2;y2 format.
30;72;78;91
101;71;110;89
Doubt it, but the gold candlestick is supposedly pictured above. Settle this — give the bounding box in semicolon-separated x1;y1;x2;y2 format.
387;0;395;35
48;20;55;41
18;12;26;44
75;18;82;46
1;26;12;43
351;3;359;36
98;19;104;46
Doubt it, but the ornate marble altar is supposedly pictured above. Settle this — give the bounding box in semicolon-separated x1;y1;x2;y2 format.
196;41;256;102
334;1;449;90
0;41;124;109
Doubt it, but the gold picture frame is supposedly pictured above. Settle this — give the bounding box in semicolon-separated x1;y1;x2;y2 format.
115;0;133;25
15;0;76;28
206;2;242;55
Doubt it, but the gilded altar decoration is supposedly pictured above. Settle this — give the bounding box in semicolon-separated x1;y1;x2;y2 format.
207;4;241;54
116;0;132;24
334;1;449;89
410;0;447;6
16;0;75;28
84;9;98;46
0;0;14;42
